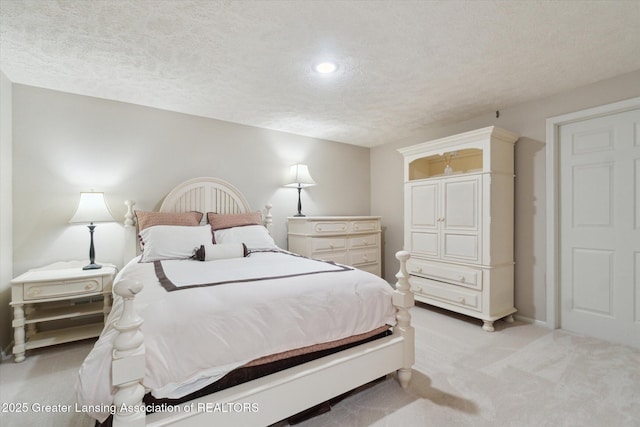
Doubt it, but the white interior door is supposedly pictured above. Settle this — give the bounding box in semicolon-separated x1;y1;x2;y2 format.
559;107;640;348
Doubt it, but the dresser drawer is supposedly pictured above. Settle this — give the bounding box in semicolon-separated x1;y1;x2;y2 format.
352;221;379;233
23;277;103;300
407;258;482;290
311;236;348;252
410;275;481;312
348;233;378;249
313;251;348;265
348;248;379;266
313;221;349;234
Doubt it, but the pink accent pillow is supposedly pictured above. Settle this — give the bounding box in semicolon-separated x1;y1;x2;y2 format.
135;211;203;232
207;211;262;231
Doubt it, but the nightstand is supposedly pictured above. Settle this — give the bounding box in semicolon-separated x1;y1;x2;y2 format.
10;261;116;362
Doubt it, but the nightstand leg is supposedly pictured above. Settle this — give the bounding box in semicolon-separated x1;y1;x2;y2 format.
12;304;26;362
25;304;36;338
103;292;112;322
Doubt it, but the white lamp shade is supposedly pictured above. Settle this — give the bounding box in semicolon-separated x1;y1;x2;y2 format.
284;164;316;188
69;192;115;224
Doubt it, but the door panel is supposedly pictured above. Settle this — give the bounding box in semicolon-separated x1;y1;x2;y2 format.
559;107;640;348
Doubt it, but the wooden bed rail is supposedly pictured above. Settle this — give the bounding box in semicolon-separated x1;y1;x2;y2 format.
111;251;413;427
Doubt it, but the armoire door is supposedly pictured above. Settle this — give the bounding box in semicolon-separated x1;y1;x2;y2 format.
559;107;640;348
441;175;481;264
407;181;440;258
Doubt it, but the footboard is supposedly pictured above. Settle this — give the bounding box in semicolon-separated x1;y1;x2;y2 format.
111;251;413;427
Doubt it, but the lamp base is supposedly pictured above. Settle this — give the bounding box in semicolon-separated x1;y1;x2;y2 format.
293;213;306;217
83;263;102;270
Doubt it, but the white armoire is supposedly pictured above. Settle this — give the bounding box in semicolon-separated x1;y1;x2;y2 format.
398;126;519;331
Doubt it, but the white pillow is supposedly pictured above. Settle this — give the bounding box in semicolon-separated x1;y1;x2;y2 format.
214;225;277;250
139;225;212;262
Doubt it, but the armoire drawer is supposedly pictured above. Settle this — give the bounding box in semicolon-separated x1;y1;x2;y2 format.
407;258;482;290
410;275;482;312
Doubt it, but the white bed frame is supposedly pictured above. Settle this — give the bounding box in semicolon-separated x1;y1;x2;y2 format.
111;177;415;427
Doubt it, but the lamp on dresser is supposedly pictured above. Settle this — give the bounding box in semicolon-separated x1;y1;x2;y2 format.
69;192;115;270
284;164;316;217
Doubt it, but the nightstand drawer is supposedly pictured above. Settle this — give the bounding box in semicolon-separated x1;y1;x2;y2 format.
23;277;102;300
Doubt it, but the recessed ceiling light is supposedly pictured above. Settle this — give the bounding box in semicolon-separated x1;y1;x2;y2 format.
314;62;338;74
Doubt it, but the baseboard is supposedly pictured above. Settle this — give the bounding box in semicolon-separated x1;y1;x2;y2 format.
514;314;550;329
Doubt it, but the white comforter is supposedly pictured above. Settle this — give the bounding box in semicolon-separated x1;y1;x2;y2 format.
75;251;396;422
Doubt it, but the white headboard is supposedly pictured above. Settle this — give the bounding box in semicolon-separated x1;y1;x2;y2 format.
159;177;251;217
123;177;272;265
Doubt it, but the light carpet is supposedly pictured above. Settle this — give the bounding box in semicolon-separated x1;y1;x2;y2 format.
1;303;638;426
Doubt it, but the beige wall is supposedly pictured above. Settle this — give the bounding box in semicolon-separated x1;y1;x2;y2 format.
371;69;640;323
4;85;372;349
0;71;13;358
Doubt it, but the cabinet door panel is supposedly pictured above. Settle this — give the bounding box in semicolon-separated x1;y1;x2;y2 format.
443;177;479;230
443;233;480;262
411;231;438;257
411;183;438;228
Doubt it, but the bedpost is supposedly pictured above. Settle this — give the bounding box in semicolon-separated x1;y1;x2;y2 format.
264;203;273;235
393;250;414;388
123;200;137;266
112;279;145;427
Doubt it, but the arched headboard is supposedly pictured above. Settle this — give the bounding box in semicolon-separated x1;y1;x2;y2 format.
123;177;272;265
159;177;251;218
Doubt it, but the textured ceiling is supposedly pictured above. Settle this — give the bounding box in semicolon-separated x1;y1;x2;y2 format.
1;0;639;147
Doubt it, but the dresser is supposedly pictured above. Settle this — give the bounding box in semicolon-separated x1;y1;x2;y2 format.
398;126;518;331
287;216;382;276
10;261;116;362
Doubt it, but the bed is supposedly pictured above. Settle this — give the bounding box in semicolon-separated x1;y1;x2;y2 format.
75;177;415;427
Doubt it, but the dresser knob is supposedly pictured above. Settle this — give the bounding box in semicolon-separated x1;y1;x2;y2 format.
459;276;466;283
458;297;465;304
85;284;94;290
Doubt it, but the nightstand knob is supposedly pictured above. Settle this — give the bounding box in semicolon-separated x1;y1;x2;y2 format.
85;284;94;290
27;288;41;297
363;255;369;261
459;276;465;283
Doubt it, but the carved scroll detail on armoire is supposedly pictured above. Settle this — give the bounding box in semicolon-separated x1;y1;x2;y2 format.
398;126;519;331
